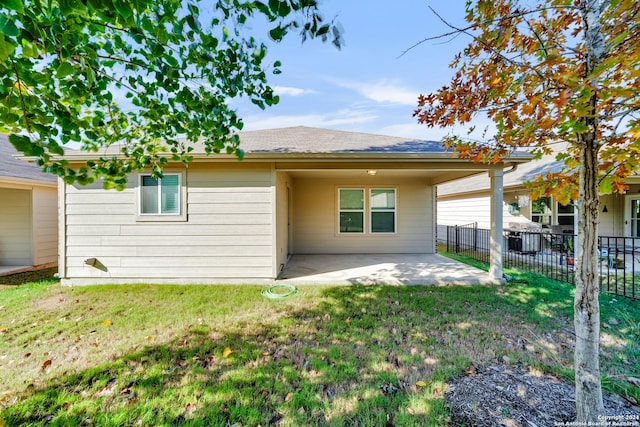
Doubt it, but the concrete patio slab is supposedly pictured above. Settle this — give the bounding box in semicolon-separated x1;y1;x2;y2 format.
276;254;497;285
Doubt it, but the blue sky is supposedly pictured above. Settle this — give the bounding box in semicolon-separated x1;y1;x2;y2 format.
234;0;474;141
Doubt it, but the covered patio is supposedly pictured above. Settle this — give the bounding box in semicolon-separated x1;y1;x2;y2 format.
276;254;497;285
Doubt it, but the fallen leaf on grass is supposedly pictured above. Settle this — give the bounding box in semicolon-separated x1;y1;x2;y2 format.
415;381;427;388
93;379;117;397
185;402;196;414
0;327;7;333
103;320;111;327
222;347;233;358
467;363;476;375
41;359;52;370
285;392;294;402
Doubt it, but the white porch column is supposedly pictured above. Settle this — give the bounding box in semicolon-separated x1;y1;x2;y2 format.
489;168;504;282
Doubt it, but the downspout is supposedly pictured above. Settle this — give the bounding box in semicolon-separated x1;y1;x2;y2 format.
503;163;519;176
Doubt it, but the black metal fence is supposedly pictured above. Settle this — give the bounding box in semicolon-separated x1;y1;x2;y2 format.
444;223;639;301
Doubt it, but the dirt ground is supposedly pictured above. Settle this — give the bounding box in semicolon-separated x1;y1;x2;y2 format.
445;364;640;427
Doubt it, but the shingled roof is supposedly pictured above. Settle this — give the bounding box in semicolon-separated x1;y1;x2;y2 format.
235;126;447;153
437;148;565;197
63;126;451;158
0;134;57;183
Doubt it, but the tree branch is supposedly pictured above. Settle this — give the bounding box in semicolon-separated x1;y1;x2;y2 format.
400;4;577;57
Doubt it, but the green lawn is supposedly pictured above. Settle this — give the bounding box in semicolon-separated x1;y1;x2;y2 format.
0;273;638;426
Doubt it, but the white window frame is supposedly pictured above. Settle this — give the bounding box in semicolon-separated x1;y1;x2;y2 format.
136;172;187;222
338;188;366;234
337;187;398;235
531;196;552;225
556;201;575;227
369;188;397;234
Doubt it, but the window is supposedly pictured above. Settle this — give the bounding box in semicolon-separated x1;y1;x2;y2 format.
339;189;364;233
338;187;397;234
138;173;184;220
370;189;396;233
557;202;575;226
531;196;552;225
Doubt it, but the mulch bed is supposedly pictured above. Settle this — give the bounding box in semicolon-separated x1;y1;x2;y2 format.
445;364;640;427
0;266;57;285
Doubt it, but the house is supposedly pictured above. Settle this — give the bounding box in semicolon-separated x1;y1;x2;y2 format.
0;134;58;271
437;147;640;238
52;126;531;285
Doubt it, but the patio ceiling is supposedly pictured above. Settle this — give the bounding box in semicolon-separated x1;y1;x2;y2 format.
280;167;491;186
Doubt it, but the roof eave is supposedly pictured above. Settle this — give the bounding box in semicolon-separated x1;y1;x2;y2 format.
22;151;534;164
0;175;58;188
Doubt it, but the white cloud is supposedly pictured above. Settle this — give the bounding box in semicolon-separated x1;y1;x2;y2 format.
273;86;317;97
335;79;419;106
243;108;378;130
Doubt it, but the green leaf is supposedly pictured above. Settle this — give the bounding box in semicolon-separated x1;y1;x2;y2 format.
269;26;286;41
268;0;291;18
3;0;23;12
57;61;75;78
113;0;133;22
0;15;20;37
21;39;39;58
9;134;44;157
0;35;16;61
599;179;613;195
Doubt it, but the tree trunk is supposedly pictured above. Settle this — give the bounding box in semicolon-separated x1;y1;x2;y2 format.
574;1;606;422
574;138;604;422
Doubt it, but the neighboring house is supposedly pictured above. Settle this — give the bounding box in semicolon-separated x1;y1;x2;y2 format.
437;148;640;237
52;126;531;285
0;134;58;268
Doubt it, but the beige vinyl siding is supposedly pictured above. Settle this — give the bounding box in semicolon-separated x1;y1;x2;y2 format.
437;191;532;231
599;192;625;236
63;164;274;282
32;186;58;265
437;195;492;229
292;177;433;254
0;188;32;265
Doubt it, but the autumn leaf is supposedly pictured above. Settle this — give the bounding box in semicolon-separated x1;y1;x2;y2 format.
185;402;196;414
41;359;52;370
103;320;111;326
416;381;427;388
222;347;233;358
0;327;7;333
285;392;294;402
